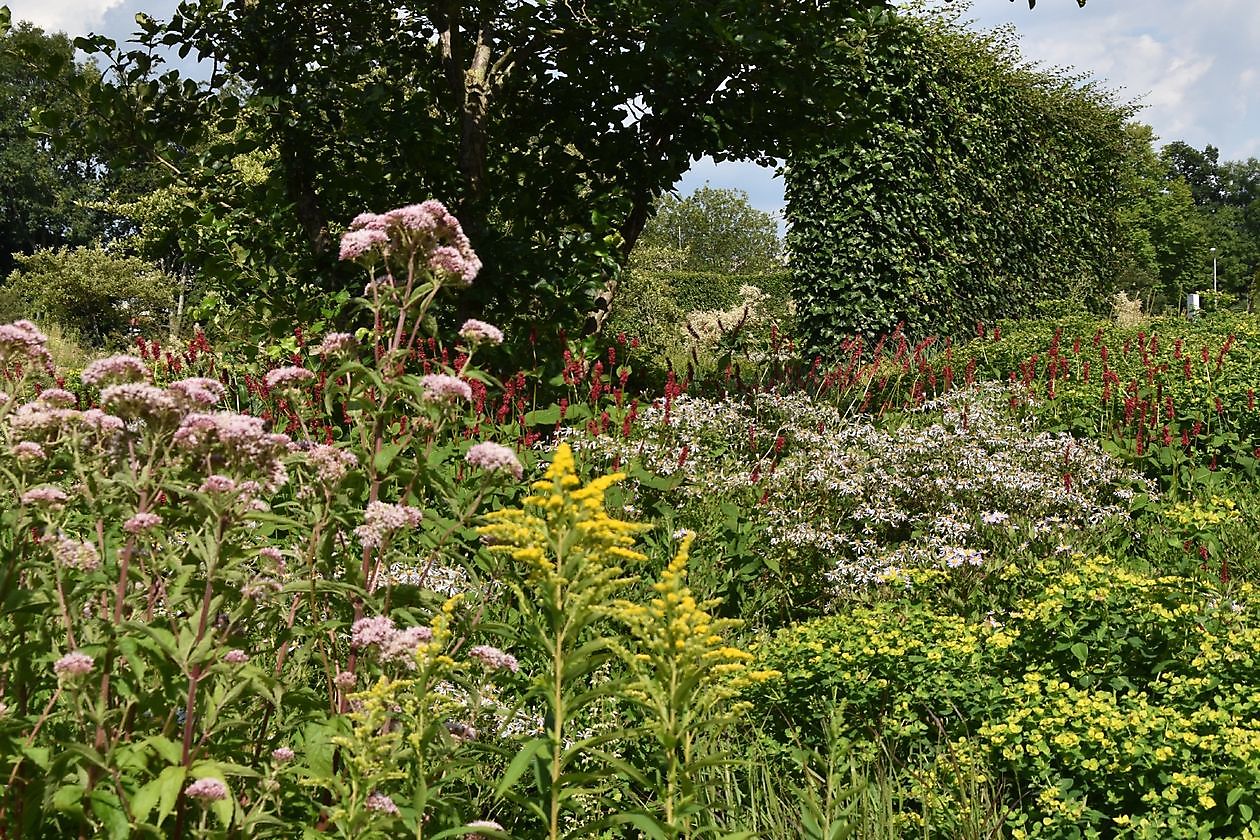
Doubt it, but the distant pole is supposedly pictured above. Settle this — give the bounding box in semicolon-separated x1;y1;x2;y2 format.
1211;247;1218;307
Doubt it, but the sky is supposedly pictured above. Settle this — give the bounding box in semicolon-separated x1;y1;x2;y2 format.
6;0;1259;221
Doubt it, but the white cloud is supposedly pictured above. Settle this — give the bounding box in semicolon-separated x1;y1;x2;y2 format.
961;0;1260;160
5;0;126;35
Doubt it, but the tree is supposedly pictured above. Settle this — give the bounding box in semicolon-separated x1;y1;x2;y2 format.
0;23;111;275
1115;124;1207;311
636;187;782;274
0;0;1089;335
1161;141;1223;207
1157;140;1260;301
3;246;175;344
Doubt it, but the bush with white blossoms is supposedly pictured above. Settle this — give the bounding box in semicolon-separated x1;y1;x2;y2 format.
564;384;1153;610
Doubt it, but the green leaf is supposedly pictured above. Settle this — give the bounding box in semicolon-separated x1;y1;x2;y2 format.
1070;642;1088;665
51;783;86;813
373;440;405;473
89;789;131;840
608;813;670;840
524;405;561;425
495;738;548;797
130;778;162;825
156;764;187;825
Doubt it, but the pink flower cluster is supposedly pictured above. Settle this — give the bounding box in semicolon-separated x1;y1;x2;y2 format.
350;615;434;668
304;444;358;484
223;649;249;665
99;383;178;421
468;645;519;673
123;512;163;534
10;402;126;446
354;501;424;549
53;537;100;572
317;332;356;357
53;651;93;678
200;475;238;494
364;792;399;815
420;373;472;403
339;201;482;284
184;777;229;803
0;320;53;371
459;319;504;346
264;366;314;390
34;388;76;408
13;441;46;462
167;377;226;409
465;442;523;480
81;354;148;387
174;412;292;490
271;746;295;763
21;486;68;508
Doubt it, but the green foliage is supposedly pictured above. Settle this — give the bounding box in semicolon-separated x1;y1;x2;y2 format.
0;23;112;275
786;4;1134;351
952;312;1260;494
1116;124;1209;312
608;267;795;386
751;555;1260;836
50;0;896;335
4;247;174;344
1159;141;1260;300
636;186;783;274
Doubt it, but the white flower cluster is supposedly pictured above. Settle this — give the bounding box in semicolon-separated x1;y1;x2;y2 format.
568;384;1153;594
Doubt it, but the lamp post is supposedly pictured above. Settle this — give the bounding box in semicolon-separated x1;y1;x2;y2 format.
1211;246;1218;307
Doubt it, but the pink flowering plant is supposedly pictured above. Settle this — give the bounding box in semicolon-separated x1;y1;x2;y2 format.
0;202;532;837
0;199;780;839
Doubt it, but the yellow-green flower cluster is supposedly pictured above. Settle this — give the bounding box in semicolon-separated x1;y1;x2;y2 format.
1163;495;1241;532
479;443;647;588
616;533;778;720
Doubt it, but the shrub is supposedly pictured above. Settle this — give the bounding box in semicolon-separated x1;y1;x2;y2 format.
563;385;1149;620
3;247;175;345
786;7;1131;351
751;555;1260;836
0;200;778;838
609;267;795;388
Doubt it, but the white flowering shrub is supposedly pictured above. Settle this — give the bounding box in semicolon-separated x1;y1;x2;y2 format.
565;384;1153;611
